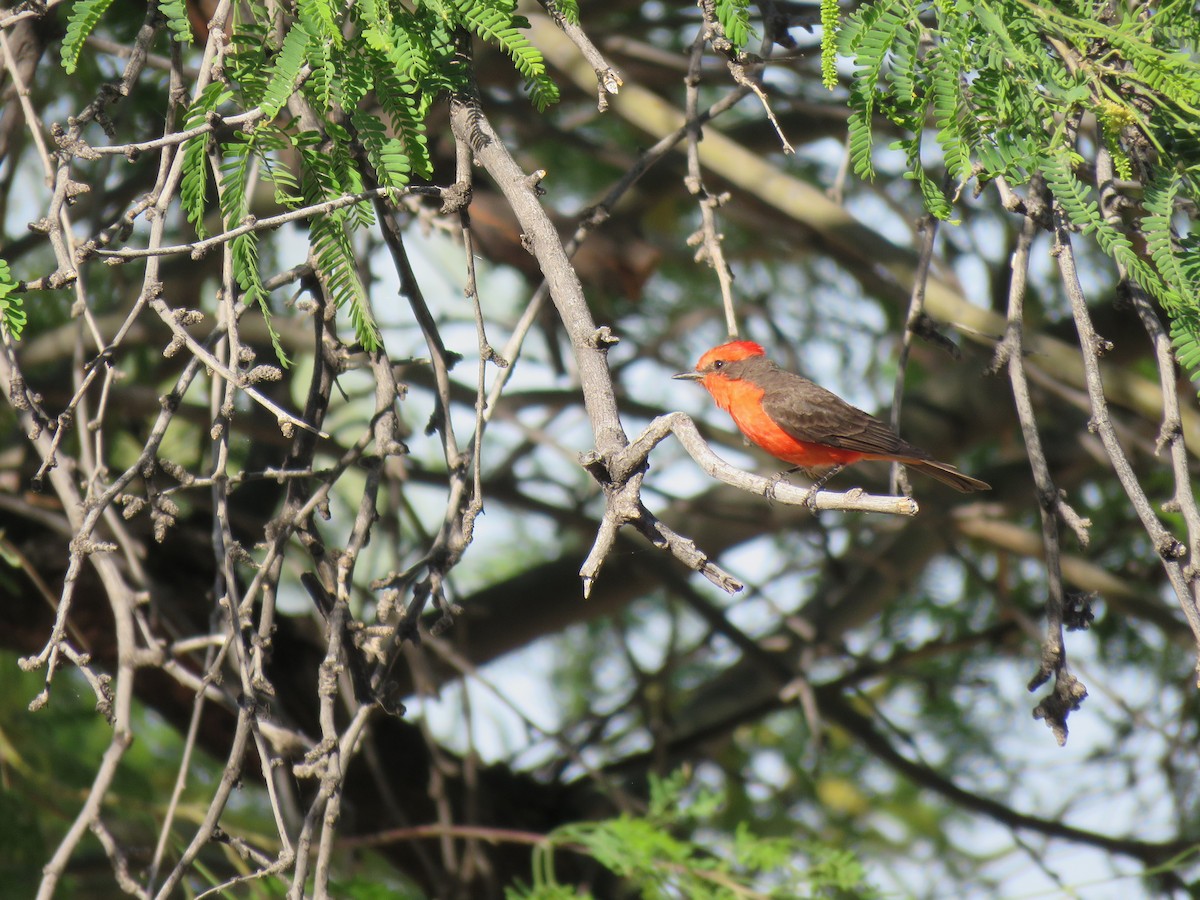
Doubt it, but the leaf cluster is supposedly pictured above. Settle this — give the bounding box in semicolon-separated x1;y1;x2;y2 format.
59;0;562;355
508;770;875;899
714;0;752;52
829;0;1200;378
0;260;22;340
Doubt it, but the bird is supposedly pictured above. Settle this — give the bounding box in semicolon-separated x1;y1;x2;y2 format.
673;340;990;493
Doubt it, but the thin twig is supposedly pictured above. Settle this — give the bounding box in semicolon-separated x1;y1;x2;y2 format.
683;28;738;337
889;215;938;496
537;0;622;110
698;0;793;154
994;183;1090;744
93;186;422;261
147;294;327;437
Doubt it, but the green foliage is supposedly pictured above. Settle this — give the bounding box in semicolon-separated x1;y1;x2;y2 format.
838;0;910;181
548;0;579;27
152;0;559;357
60;0;116;74
508;770;874;899
833;0;1200;378
819;0;839;90
57;0;559;355
0;259;23;340
217;135;290;365
714;0;751;52
260;21;312;121
179;83;233;240
301;141;381;350
158;0;192;43
452;0;559;111
0;651;288;894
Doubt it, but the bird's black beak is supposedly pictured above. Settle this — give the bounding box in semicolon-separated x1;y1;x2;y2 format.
672;371;704;381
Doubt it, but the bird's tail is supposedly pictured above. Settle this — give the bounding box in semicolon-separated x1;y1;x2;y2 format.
906;460;990;492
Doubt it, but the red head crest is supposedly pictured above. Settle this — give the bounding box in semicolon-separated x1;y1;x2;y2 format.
695;340;766;371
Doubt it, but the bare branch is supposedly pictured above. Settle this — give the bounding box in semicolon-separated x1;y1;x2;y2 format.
683;29;738;338
889;214;938;497
1052;215;1200;661
537;0;622;110
92;186;423;262
990;182;1092;743
621;412;921;516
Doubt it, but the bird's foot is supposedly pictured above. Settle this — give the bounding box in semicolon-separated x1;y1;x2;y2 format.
801;484;821;511
801;465;844;512
766;466;803;503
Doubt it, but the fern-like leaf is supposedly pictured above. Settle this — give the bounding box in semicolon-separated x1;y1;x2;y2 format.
215;136;289;364
847;108;875;180
226;21;271;105
351;111;411;192
548;0;579;26
311;212;379;349
453;0;559;110
260;22;311;121
883;20;920;108
1047;152;1187;336
258;136;304;207
301;147;380;350
902;136;952;221
61;0;116;74
930;52;969;183
1143;182;1200;374
714;0;751;51
180;136;211;240
1142;177;1190;298
368;52;432;179
218;137;255;224
0;259;24;341
158;0;193;44
297;0;342;48
179;84;232;239
820;0;839;90
302;39;335;112
840;0;910;180
232;231;290;366
1167;233;1200;372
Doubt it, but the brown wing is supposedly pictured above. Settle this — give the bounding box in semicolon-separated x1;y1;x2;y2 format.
727;358;990;491
754;365;933;460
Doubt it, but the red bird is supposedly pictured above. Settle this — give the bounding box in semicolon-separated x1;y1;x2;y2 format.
674;340;989;493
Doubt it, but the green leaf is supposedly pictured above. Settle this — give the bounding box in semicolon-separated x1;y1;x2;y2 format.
537;769;875;898
158;0;193;44
452;0;560;110
714;0;751;51
231;231;290;367
179;84;233;239
260;22;312;121
301;147;380;350
215;135;291;365
550;0;579;26
820;0;840;89
297;0;342;47
61;0;116;74
930;49;970;183
0;259;24;341
841;0;912;180
351;112;411;192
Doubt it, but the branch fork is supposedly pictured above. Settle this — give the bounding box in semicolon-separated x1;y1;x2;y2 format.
579;412;921;597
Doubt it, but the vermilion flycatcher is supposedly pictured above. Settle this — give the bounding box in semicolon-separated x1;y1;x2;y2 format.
674;340;990;492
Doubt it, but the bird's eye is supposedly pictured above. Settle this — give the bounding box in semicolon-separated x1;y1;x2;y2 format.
712;360;725;370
